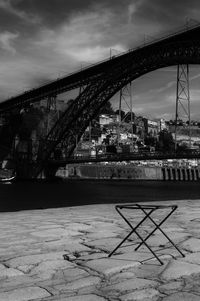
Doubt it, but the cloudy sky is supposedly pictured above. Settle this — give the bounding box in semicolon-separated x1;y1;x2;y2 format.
0;0;200;119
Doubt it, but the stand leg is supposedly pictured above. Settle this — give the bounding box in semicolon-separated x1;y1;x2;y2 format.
135;206;185;258
108;229;134;257
108;207;159;261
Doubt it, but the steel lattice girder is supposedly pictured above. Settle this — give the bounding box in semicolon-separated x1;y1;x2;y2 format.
1;25;200;112
33;40;200;176
1;26;200;176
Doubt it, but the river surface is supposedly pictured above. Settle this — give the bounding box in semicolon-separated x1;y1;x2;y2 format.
0;179;200;212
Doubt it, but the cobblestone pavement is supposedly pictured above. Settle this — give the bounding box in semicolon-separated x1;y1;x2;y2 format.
1;200;200;300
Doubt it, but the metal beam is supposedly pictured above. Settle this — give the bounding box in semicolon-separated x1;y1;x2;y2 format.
175;64;191;151
0;25;200;112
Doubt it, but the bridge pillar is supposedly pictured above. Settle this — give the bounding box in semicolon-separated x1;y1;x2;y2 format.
177;168;181;180
196;169;200;180
166;168;170;180
43;165;58;179
162;168;166;180
15;160;34;179
179;169;182;180
169;168;173;180
192;169;196;180
179;169;183;181
192;169;197;181
185;168;188;181
15;156;58;179
180;169;184;181
170;168;173;180
177;168;180;180
175;64;191;151
183;169;187;181
174;168;178;181
187;169;192;181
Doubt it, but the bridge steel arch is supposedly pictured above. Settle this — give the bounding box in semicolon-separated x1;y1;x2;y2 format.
1;26;200;177
36;41;200;177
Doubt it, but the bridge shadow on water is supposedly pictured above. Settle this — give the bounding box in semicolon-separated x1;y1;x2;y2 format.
0;179;200;212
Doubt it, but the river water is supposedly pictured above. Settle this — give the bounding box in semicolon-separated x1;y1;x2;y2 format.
0;179;200;212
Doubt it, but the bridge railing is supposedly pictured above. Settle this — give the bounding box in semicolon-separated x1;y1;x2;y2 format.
1;23;200;107
55;149;200;163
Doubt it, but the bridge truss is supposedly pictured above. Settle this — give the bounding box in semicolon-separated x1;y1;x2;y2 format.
1;25;200;178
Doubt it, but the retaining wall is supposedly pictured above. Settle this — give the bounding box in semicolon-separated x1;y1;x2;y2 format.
56;164;200;181
76;164;163;180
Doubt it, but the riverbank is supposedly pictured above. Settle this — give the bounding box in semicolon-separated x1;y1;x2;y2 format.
1;200;200;300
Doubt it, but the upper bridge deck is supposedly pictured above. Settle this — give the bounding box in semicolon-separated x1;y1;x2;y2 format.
0;24;200;112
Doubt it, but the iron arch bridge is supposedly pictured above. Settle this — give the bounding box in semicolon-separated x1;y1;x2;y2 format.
1;25;200;178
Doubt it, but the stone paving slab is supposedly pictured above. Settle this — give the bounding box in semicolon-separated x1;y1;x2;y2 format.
83;257;141;276
160;260;200;281
50;294;107;301
102;278;158;297
0;276;38;294
54;275;101;292
120;288;161;301
0;286;51;301
181;237;200;252
158;280;183;294
162;292;200;301
1;200;200;300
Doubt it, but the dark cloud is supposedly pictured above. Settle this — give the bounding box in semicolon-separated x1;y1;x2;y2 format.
11;0;133;27
134;0;200;29
0;0;199;118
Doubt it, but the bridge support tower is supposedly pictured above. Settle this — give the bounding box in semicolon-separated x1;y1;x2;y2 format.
117;82;134;149
175;64;191;151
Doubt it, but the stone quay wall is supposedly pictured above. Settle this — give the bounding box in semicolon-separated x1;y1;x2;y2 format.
56;164;200;181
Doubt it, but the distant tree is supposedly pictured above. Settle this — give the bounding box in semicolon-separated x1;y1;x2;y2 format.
144;135;157;147
18;107;44;140
92;101;115;122
91;127;101;139
157;130;174;152
115;109;125;120
123;112;135;123
169;120;175;125
99;101;115;115
177;119;183;126
176;143;188;152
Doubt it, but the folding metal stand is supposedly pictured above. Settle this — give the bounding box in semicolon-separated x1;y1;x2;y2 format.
108;204;185;265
